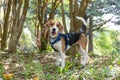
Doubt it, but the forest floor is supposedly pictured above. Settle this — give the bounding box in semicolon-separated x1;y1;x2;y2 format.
0;51;120;80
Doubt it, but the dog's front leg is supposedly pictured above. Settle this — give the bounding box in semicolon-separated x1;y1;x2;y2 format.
60;52;66;68
59;37;66;68
56;53;61;66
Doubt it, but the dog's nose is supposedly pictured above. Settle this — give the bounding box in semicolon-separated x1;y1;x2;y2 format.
52;28;56;31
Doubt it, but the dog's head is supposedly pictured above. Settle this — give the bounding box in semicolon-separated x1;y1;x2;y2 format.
44;20;64;38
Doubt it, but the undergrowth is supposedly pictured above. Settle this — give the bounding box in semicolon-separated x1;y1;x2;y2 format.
0;51;120;80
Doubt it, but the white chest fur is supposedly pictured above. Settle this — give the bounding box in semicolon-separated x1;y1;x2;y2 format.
50;39;62;52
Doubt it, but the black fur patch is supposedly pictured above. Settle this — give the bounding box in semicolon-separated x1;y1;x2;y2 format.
66;32;82;46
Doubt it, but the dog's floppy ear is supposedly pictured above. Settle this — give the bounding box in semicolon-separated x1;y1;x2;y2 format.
44;20;52;38
45;20;52;28
58;21;64;32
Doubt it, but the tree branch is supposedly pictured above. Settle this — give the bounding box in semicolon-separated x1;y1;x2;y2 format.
48;0;61;20
93;16;113;31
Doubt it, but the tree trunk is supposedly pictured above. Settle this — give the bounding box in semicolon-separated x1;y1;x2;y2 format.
0;24;2;49
73;0;79;31
61;0;67;33
8;0;29;53
8;0;22;53
1;0;12;50
88;17;93;53
69;0;74;32
36;0;48;52
74;0;90;32
36;0;61;52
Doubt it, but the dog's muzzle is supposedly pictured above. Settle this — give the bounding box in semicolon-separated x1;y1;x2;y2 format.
52;28;56;34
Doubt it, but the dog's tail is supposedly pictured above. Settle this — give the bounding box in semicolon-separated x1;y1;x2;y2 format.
76;16;89;28
76;16;89;35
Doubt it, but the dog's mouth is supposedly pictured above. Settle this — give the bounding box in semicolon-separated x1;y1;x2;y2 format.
51;31;56;35
50;31;58;38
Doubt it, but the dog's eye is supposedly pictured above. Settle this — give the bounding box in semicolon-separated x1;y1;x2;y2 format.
51;23;53;26
57;24;59;27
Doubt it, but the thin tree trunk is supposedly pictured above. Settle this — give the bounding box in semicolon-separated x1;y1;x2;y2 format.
0;24;2;49
1;0;12;50
37;0;48;52
72;0;79;32
48;0;61;20
69;0;74;32
61;0;67;33
88;17;93;53
8;0;29;53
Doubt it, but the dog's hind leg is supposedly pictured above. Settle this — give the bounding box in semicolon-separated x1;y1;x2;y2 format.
78;34;88;66
80;46;88;66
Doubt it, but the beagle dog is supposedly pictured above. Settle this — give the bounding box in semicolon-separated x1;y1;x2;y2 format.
45;17;89;68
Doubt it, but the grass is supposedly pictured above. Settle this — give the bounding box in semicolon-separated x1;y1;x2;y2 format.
0;51;120;80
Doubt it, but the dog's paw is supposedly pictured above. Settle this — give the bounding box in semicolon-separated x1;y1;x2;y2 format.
81;61;86;66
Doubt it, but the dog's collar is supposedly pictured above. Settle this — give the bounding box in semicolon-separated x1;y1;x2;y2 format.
50;33;64;45
50;33;69;51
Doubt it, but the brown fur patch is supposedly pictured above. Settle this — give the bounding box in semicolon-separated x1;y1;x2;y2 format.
57;21;64;32
78;34;87;50
60;37;66;53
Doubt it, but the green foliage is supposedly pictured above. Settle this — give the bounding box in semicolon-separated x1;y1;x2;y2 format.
0;50;120;79
0;63;4;77
111;31;120;54
22;63;31;79
32;62;44;79
94;30;113;55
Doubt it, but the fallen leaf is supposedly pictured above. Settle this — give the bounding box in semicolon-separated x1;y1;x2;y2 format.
2;73;14;80
32;74;39;80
